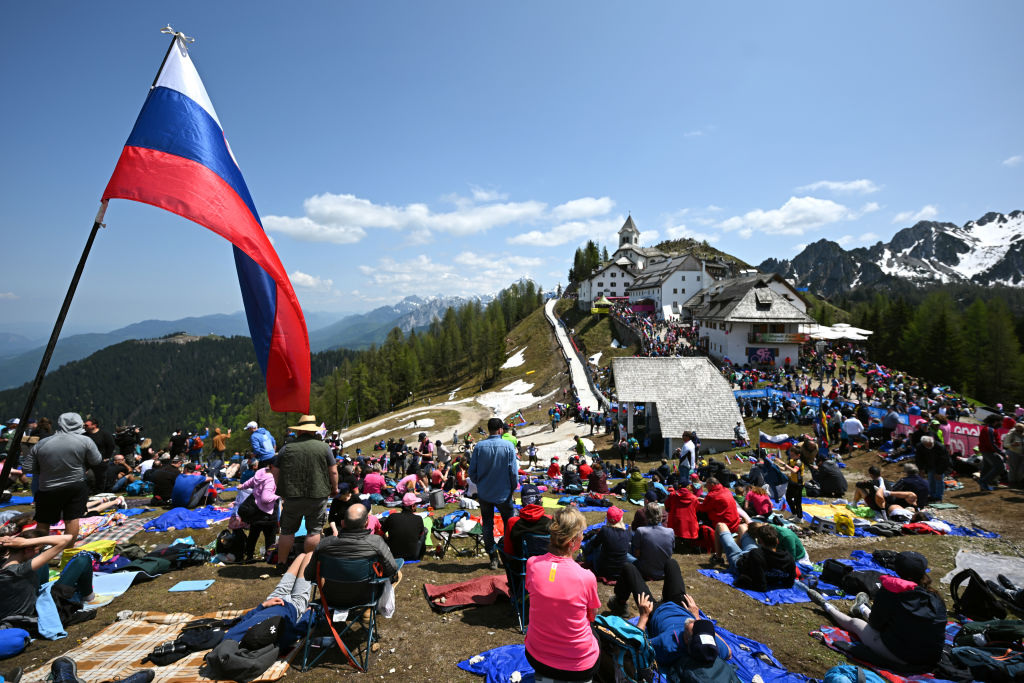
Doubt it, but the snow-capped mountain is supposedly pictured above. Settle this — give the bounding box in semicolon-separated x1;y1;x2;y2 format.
759;211;1024;297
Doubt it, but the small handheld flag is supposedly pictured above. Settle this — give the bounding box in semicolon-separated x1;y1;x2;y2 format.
102;32;310;412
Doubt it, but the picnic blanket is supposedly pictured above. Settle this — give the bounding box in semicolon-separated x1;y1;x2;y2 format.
80;516;150;546
144;506;233;532
812;622;961;683
458;613;813;683
698;551;895;605
22;610;297;683
0;495;33;508
424;574;510;613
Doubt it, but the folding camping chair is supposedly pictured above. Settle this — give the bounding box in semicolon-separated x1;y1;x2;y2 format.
499;532;550;633
432;515;486;559
301;554;388;673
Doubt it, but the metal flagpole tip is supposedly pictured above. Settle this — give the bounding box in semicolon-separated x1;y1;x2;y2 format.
160;25;195;45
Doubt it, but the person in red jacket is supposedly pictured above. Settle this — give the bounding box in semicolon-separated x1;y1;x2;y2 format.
698;478;742;565
503;487;553;572
547;457;561;479
664;484;699;553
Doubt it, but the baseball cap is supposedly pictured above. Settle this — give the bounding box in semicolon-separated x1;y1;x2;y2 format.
245;421;258;430
606;506;623;523
402;492;420;507
894;551;928;582
688;619;719;665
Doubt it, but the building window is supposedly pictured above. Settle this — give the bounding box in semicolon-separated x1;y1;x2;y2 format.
681;275;686;281
696;276;701;281
597;291;603;296
597;282;604;287
673;288;678;294
610;272;616;278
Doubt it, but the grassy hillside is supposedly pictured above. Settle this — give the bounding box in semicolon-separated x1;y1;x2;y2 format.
554;299;638;368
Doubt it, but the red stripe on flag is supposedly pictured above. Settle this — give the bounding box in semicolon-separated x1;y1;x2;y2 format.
103;146;310;412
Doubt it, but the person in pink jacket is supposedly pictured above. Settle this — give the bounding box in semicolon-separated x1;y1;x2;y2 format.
237;464;280;563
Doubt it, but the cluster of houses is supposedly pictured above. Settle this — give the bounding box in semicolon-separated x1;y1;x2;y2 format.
575;216;816;369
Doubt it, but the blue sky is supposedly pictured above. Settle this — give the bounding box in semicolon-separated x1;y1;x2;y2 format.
2;2;1021;336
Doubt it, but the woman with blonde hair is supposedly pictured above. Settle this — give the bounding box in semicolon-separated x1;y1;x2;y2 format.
525;506;600;682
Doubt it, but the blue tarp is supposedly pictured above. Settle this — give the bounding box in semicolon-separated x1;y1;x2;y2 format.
143;505;232;532
458;613;814;683
0;495;33;508
699;551;896;605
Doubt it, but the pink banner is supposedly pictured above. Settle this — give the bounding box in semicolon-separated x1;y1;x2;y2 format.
895;416;1007;457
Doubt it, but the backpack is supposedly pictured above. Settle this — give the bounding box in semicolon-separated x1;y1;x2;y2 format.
954;619;1024;649
834;509;855;537
821;558;852;587
170;474;210;509
191;436;204;450
950;646;1024;682
840;570;884;599
216;529;247;562
951;568;1010;621
871;549;898;571
126;480;154;496
593;614;656;683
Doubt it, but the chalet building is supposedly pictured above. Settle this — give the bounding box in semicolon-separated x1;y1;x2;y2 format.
682;273;814;367
612;356;743;455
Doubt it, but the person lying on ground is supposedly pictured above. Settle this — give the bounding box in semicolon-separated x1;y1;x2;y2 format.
800;551;947;672
891;463;929;508
0;531;93;625
608;557;741;682
714;521;795;592
852;481;917;519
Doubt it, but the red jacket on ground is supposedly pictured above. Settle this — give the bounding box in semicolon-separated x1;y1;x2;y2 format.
697;484;741;531
664;488;699;540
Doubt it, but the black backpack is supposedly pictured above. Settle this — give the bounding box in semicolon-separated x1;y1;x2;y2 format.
216;529;247;562
951;568;1010;621
841;570;885;599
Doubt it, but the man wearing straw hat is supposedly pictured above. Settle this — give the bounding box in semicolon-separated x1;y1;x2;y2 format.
271;415;339;571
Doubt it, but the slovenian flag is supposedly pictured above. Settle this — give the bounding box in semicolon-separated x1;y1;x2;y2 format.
759;431;797;451
102;36;310;412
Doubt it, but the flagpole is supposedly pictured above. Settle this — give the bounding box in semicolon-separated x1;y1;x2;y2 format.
1;26;187;489
0;202;108;488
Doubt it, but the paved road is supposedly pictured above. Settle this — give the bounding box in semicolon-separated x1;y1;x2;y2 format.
544;298;602;412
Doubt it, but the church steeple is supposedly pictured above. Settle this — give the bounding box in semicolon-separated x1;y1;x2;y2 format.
618;214;640;248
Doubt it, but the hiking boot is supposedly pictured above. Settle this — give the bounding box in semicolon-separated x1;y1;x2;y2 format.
851;592;871;619
606;595;628;616
998;574;1021;592
488;553;500;570
796;581;826;607
51;657;86;683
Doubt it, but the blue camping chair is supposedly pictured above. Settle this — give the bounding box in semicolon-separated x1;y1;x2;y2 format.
302;554;390;673
499;532;550;634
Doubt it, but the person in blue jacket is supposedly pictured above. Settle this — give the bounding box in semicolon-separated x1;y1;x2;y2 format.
468;418;518;569
246;422;277;464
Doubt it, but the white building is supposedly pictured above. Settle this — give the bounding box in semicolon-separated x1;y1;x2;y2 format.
625;254;710;320
683;273;814;367
577;216;666;309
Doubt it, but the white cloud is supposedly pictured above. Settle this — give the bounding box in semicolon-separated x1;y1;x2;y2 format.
639;230;660;244
738;228;754;239
836;235;854;246
705;204;723;212
265;192;547;243
354;254;544;300
551;196;615;221
1003;155;1022;167
470;186;509;202
508;217;622;248
0;292;17;300
892;205;938;224
858;201;881;215
289;271;335;292
262;215;366;245
265;190;617;246
794;243;807;253
719;196;852;236
796;179;881;194
860;231;879;243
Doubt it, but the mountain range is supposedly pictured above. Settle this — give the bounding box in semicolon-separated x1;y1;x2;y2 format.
759;210;1024;298
0;295;484;390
